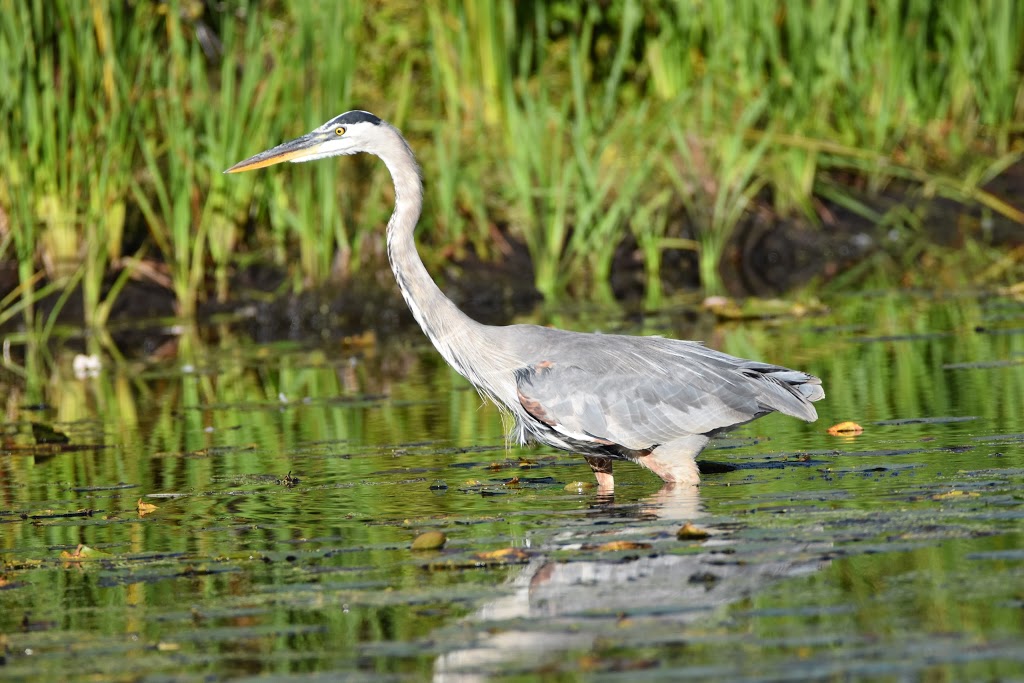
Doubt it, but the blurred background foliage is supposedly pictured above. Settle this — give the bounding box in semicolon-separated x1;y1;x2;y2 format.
1;0;1023;333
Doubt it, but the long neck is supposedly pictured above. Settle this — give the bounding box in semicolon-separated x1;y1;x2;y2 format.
376;127;489;384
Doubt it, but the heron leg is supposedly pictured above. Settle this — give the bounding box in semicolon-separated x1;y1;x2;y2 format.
583;455;614;491
637;435;709;486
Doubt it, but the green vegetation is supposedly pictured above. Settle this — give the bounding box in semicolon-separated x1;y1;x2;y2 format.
2;0;1023;331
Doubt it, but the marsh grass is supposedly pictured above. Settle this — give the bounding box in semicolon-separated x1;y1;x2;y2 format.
1;1;129;329
1;1;1022;333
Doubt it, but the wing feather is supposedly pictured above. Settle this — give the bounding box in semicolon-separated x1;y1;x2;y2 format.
511;329;822;450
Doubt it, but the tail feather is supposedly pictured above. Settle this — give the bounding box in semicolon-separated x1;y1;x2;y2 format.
756;369;825;422
796;378;825;402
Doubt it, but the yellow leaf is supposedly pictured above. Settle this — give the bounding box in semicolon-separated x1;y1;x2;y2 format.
676;523;710;540
60;544;110;561
931;490;979;500
827;421;863;436
474;547;530;563
587;541;652;552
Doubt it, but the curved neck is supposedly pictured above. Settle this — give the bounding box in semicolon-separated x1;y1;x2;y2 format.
376;126;484;381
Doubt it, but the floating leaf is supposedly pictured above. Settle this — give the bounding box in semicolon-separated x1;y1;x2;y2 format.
827;421;864;436
137;498;158;516
60;544;111;561
676;523;710;540
586;541;652;552
473;547;530;563
931;490;980;500
411;531;447;551
564;481;595;492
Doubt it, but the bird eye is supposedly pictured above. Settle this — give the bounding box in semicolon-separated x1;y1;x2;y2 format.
335;126;346;136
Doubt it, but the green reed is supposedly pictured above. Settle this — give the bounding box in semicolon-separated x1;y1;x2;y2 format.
1;1;1022;334
1;0;128;329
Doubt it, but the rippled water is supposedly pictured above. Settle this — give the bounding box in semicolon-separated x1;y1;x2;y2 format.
1;293;1023;681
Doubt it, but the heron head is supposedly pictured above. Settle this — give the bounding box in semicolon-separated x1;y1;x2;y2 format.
225;110;384;173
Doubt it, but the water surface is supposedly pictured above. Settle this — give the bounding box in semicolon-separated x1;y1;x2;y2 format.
1;292;1023;681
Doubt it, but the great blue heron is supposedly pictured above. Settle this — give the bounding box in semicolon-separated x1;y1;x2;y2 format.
226;110;824;491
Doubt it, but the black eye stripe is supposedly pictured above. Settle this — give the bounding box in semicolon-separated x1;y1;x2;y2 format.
327;110;382;127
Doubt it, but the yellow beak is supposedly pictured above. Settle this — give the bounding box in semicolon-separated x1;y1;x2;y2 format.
224;132;325;173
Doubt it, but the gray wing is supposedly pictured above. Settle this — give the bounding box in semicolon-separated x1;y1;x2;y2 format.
512;332;823;451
